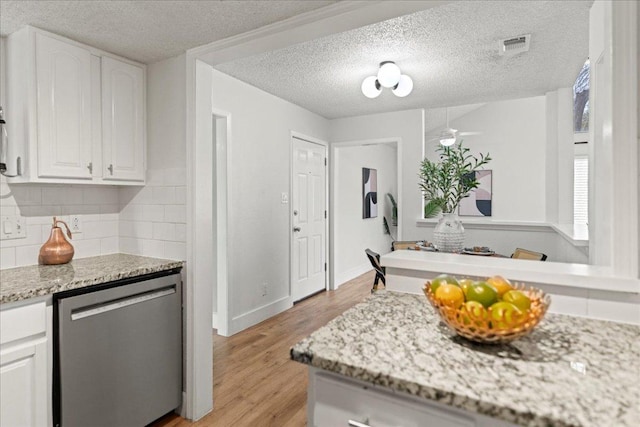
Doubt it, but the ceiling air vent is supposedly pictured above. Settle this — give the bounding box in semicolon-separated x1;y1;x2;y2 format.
498;34;531;56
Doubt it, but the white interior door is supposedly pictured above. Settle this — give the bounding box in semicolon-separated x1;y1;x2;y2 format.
292;137;327;302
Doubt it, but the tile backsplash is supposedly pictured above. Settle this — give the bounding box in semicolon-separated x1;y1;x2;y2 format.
0;167;187;269
119;168;187;261
0;179;120;268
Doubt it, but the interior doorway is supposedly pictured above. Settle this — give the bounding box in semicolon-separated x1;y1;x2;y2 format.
291;135;328;302
330;138;402;290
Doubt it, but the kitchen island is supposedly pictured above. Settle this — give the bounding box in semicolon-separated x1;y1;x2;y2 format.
291;291;640;427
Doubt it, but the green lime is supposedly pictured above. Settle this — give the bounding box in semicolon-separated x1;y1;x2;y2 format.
459;279;474;298
465;281;498;308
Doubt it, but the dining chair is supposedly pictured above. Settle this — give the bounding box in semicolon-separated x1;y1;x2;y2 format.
365;249;386;293
391;241;418;251
511;248;547;261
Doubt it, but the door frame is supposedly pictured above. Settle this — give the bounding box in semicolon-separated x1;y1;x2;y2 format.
329;137;403;290
211;109;231;336
290;132;329;301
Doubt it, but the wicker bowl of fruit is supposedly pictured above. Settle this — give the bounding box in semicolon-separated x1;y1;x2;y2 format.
423;274;551;344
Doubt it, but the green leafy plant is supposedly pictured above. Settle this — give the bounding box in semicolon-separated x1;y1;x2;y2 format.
386;193;398;226
419;141;491;218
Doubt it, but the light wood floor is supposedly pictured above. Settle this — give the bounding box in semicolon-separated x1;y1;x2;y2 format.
151;271;374;427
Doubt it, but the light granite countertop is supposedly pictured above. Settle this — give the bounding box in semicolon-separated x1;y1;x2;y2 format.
291;291;640;427
0;254;184;304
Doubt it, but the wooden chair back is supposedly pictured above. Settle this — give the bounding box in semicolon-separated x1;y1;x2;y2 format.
511;248;547;261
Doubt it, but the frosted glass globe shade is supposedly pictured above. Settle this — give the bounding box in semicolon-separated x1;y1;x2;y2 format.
392;75;413;97
377;62;401;88
361;76;381;98
439;131;457;146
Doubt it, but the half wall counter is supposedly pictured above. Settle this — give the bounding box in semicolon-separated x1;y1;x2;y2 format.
380;250;640;325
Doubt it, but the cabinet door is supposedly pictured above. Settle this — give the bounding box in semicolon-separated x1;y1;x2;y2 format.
102;57;145;181
0;342;48;427
35;33;93;179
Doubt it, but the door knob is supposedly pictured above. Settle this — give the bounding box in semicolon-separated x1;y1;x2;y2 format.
293;226;301;232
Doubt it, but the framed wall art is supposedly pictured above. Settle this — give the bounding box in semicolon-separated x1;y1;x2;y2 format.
362;167;378;219
459;170;492;216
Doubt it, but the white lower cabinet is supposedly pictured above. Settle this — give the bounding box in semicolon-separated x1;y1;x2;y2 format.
309;368;515;427
0;301;50;427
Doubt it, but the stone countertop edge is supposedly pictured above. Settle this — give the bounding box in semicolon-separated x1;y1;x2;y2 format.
0;253;184;305
290;291;640;427
289;348;561;427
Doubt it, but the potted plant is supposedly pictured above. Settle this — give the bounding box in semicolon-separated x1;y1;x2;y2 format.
418;141;491;252
386;193;398;226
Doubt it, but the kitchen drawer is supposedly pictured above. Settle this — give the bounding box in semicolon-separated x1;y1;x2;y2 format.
313;373;475;427
0;301;46;345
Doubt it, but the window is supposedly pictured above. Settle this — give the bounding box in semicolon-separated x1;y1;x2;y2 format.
573;156;588;225
573;59;590;133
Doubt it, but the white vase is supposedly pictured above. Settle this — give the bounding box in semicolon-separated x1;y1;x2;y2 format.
433;212;465;253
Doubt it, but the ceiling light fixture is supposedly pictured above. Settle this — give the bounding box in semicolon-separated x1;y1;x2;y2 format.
362;61;413;98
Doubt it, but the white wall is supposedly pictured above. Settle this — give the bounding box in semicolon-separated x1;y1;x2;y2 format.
211;69;329;333
430;96;548;222
119;55;187;261
334;144;396;286
330;109;424;240
418;96;588;263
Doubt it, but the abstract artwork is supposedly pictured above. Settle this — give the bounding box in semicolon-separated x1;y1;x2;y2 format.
459;170;492;216
362;168;378;219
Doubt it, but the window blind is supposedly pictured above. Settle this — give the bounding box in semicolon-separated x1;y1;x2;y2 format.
573;156;589;225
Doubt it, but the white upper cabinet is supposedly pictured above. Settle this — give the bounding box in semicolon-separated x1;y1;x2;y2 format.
35;33;93;179
5;26;146;185
102;57;145;181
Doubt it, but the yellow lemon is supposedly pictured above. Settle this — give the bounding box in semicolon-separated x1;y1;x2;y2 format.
460;300;487;325
489;301;522;329
430;274;460;293
502;290;531;312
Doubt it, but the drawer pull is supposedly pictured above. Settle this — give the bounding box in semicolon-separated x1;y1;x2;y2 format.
348;420;372;427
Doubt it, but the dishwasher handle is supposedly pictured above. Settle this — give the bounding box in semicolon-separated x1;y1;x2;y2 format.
70;286;176;321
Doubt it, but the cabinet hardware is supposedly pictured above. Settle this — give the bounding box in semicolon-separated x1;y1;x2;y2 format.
107;164;113;175
87;162;93;173
293;226;301;232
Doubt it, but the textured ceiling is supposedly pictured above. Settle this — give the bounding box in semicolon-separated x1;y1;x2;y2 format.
0;0;336;63
216;0;593;119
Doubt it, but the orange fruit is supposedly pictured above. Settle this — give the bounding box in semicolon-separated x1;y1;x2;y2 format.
486;275;513;298
489;301;522;329
435;284;465;309
465;281;498;308
502;290;531;311
430;274;459;293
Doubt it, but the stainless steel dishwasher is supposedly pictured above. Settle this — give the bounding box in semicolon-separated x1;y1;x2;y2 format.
53;270;182;427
